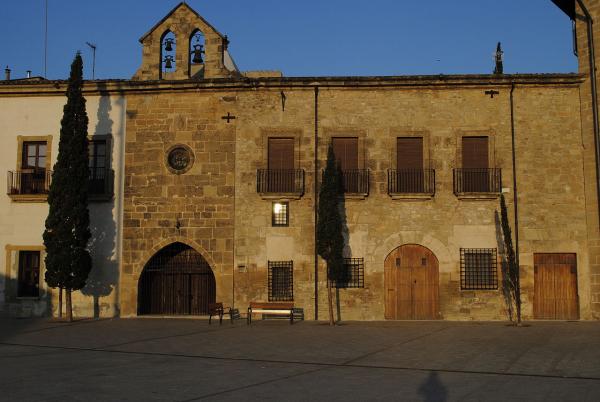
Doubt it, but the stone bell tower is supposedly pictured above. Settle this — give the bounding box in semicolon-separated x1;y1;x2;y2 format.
132;2;239;81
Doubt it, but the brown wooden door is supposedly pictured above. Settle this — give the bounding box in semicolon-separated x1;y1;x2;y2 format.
138;243;216;315
384;245;439;320
534;253;579;320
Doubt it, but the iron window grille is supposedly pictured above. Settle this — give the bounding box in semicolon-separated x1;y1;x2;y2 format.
460;248;498;290
272;202;289;227
268;261;293;301
329;258;365;288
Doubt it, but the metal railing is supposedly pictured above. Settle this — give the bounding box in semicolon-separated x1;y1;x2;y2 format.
388;169;435;195
257;169;305;195
453;168;502;194
89;168;114;197
7;170;52;195
341;169;369;195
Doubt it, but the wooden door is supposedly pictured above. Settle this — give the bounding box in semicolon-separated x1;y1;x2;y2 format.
534;253;579;320
384;245;439;320
138;243;216;316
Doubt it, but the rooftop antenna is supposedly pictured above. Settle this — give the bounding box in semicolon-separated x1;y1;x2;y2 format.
44;0;48;78
86;42;97;80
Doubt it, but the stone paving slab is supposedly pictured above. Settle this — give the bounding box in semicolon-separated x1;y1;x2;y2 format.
0;318;599;401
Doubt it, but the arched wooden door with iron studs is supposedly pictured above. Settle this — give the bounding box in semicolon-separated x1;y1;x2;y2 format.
138;242;216;316
384;244;440;320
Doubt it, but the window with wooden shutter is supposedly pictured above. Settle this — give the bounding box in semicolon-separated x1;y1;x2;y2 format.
460;136;490;192
394;137;428;193
397;137;423;170
268;138;294;170
332;137;359;170
462;137;488;169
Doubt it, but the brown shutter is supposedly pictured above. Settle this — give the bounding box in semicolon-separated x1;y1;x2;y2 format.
268;138;294;170
332;137;358;170
462;137;488;168
397;137;423;169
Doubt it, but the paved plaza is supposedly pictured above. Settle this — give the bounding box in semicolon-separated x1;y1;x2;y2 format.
0;318;599;401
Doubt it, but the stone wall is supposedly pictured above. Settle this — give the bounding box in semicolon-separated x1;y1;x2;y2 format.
120;90;236;317
232;77;589;320
575;0;600;318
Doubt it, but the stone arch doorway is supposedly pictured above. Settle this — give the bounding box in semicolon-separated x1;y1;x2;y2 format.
138;242;216;315
384;244;440;320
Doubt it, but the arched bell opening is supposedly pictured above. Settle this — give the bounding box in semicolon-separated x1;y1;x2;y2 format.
137;242;216;315
188;29;205;79
160;30;177;79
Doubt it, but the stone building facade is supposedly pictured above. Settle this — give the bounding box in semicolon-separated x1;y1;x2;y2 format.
1;1;599;320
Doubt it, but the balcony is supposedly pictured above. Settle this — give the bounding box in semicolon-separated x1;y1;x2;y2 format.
453;168;502;198
7;170;52;202
257;169;305;198
89;168;114;201
388;169;435;199
341;169;369;196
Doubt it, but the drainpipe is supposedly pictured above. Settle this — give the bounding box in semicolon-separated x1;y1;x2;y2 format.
510;83;521;283
314;86;319;320
576;0;600;228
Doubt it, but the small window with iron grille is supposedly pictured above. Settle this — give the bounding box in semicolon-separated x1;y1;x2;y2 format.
330;258;365;288
460;248;498;290
268;261;293;301
272;202;289;227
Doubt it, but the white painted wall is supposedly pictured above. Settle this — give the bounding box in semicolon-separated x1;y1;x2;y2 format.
0;93;125;318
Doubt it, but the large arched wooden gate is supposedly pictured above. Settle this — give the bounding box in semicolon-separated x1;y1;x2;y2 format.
384;244;440;320
138;242;216;315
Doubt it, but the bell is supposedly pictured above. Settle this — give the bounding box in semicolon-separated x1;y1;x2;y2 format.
192;45;204;64
165;38;174;52
164;56;174;70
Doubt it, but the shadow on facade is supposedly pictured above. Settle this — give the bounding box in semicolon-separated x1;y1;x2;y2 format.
336;175;351;323
494;211;513;322
81;89;119;318
417;371;448;402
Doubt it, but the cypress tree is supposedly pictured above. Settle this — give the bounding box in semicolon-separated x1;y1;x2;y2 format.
43;53;92;322
500;194;521;325
317;144;345;326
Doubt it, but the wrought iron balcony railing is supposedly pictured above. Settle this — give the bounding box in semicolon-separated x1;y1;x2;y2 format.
7;170;52;196
340;169;369;195
453;168;502;194
388;169;435;195
257;169;305;195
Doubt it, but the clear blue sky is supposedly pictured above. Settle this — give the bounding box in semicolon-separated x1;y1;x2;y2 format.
0;0;577;80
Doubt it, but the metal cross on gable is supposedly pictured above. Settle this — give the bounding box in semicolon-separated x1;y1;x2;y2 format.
485;90;500;98
221;112;236;123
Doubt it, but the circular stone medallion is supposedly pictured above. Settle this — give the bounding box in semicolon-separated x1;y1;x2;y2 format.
166;145;194;174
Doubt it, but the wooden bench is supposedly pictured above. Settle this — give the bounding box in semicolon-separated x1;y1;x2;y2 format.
208;303;241;325
247;302;295;325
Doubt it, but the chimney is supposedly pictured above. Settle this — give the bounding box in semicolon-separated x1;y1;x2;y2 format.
4;66;10;81
26;70;32;78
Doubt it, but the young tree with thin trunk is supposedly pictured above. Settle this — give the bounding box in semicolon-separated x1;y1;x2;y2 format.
43;53;92;322
317;145;345;326
500;194;522;325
